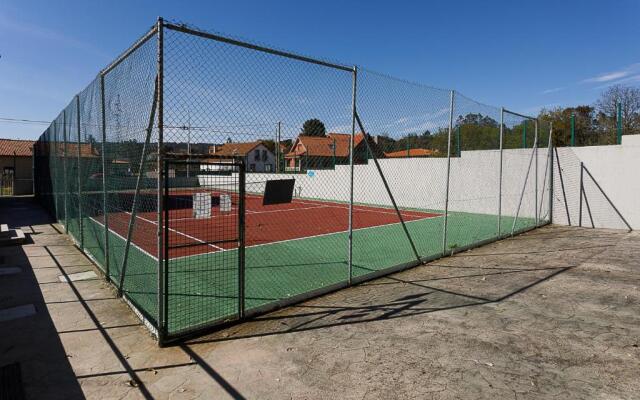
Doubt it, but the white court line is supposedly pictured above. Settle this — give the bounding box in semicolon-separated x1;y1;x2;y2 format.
88;216;158;260
124;212;225;251
169;212;446;262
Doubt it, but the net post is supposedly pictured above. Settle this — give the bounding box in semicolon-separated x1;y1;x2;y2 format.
578;162;584;227
62;109;69;233
442;90;454;254
534;119;538;227
497;107;504;237
99;73;110;280
522;119;527;149
76;95;84;249
348;65;357;284
156;16;167;346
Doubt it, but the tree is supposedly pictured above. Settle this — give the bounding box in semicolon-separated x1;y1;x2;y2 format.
595;85;640;135
301;119;326;137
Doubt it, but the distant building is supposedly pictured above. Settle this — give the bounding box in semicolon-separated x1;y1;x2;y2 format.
208;141;276;172
384;148;440;158
0;139;34;195
284;132;378;171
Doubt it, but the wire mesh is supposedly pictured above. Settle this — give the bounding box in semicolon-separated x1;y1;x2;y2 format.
33;19;560;342
354;69;449;272
447;93;501;251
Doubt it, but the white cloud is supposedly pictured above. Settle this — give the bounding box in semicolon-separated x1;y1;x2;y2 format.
582;63;640;84
541;87;564;95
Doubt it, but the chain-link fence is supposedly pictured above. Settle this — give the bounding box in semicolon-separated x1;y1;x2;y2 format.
33;18;553;344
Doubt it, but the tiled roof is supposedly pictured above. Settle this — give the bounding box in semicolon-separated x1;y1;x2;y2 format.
209;141;263;156
285;133;366;158
384;148;439;158
0;139;34;157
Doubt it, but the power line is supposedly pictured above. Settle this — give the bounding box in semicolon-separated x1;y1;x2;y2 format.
0;117;50;125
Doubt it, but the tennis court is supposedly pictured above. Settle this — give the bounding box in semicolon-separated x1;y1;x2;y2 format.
76;168;536;335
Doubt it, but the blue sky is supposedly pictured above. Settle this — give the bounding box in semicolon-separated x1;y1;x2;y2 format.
1;0;639;139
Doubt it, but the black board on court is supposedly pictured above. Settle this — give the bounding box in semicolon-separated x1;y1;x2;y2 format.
262;179;295;206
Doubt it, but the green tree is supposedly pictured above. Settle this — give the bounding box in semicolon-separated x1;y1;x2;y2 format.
301;119;326;137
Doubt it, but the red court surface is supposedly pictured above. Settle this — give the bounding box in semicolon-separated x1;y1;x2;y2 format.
99;194;442;260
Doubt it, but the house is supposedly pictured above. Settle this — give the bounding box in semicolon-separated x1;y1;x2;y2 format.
384;148;440;158
0;139;34;195
208;141;276;172
284;132;379;172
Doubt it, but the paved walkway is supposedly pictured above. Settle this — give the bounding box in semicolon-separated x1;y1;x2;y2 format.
0;196;638;399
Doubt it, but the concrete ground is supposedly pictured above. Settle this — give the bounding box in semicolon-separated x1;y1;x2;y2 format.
0;196;638;400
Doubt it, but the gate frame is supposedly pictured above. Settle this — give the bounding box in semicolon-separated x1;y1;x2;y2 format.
162;157;246;343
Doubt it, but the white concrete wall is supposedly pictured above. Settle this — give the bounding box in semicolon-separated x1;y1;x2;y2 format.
552;137;639;230
199;147;550;220
198;137;637;230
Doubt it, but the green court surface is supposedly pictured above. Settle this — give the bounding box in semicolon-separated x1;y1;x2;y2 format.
75;210;537;335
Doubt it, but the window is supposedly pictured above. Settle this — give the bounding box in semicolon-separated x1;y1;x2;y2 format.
262;150;267;161
249;164;256;172
265;164;272;172
254;150;260;161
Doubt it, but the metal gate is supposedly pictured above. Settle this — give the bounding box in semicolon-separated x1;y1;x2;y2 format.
163;159;245;339
0;170;14;196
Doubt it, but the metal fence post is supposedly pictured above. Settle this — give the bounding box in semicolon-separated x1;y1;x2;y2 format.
548;123;554;224
570;114;575;146
156;17;166;344
348;65;357;284
100;74;110;279
534;120;538;227
442;90;454;254
76;95;84;249
497;107;504;237
578;162;584;227
617;102;622;144
63;109;69;233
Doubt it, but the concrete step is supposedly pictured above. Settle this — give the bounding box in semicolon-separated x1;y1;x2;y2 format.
0;224;9;237
0;229;25;246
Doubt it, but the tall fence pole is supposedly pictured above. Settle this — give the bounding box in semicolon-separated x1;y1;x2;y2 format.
570;114;575;146
156;17;166;345
578;162;584;227
497;107;504;237
548;123;554;224
534;119;538;227
62;109;69;233
275;121;281;173
76;95;84;250
616;102;622;145
100;73;110;279
348;65;357;284
522;120;527;149
442;90;454;254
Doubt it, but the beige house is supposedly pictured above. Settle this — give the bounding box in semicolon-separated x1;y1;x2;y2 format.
0;139;34;195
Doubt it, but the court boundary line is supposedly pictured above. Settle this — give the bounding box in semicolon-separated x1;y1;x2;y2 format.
88;216;158;261
169;211;446;262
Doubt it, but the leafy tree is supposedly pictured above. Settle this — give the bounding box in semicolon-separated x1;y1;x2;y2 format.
595;85;640;135
301;119;326;137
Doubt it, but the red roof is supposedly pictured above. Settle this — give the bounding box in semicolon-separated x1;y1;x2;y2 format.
0;139;34;157
384;148;439;158
285;133;366;158
209;141;264;157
